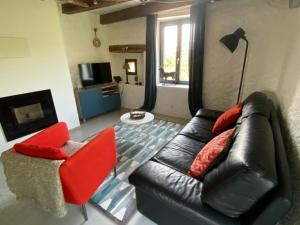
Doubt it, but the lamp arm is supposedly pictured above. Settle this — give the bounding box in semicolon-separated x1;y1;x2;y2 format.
237;38;249;103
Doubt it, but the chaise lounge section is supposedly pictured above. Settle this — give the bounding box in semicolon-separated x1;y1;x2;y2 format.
129;92;292;225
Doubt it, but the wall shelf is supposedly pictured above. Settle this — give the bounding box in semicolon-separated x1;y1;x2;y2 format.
109;44;146;53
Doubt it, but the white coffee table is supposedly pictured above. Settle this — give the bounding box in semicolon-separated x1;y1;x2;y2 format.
120;112;154;125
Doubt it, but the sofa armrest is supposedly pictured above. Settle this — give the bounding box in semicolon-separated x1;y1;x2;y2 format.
129;160;203;211
23;122;70;148
59;127;117;205
129;160;237;225
195;109;223;121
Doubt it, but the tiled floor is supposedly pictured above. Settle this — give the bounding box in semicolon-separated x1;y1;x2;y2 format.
0;109;188;225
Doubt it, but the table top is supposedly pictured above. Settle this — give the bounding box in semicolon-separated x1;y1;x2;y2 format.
120;112;154;125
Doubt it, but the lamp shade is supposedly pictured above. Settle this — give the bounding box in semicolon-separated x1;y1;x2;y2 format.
220;28;246;53
123;62;130;70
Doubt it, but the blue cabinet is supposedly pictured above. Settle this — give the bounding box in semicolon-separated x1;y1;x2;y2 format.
76;84;121;120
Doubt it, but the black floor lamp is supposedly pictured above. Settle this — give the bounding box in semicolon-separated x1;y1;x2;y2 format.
220;27;248;104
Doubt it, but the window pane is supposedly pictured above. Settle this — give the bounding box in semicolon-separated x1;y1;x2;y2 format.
162;25;177;81
179;23;190;82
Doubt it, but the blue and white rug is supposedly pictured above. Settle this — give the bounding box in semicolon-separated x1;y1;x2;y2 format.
89;119;183;224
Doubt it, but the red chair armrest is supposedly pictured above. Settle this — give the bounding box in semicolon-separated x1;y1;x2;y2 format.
23;122;70;148
59;127;117;205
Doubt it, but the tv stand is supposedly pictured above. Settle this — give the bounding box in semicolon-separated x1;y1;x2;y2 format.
75;83;121;121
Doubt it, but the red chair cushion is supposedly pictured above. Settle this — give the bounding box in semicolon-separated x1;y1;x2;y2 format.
14;143;69;160
212;103;243;134
188;128;234;178
23;122;70;148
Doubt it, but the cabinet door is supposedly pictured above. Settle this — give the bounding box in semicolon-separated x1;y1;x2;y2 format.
79;89;101;119
102;93;121;112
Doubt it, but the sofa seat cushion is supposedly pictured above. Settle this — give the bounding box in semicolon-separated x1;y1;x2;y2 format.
166;134;207;156
202;115;277;218
61;140;86;156
153;146;197;174
180;117;215;143
153;134;206;173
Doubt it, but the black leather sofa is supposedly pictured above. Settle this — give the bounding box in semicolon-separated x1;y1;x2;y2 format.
129;92;292;225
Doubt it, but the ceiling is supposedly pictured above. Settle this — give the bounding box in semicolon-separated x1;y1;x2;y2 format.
90;0;141;15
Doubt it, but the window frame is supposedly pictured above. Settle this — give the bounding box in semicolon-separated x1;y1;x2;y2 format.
159;18;190;85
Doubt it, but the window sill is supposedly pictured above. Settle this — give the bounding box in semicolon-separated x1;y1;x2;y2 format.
157;83;189;89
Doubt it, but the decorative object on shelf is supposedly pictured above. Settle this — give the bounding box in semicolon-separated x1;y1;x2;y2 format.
134;75;139;85
120;112;155;125
109;44;146;53
159;67;176;84
220;27;248;104
113;76;122;83
92;28;101;48
129;110;146;120
123;62;130;84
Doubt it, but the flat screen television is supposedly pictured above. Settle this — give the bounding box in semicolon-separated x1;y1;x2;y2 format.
79;62;112;87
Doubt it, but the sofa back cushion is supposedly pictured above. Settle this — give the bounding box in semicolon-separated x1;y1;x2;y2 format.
23;122;70;148
188;128;234;179
238;92;271;122
212;103;243;134
201;115;277;218
14;143;69;160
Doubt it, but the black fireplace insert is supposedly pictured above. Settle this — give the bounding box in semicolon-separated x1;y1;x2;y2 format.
0;90;58;141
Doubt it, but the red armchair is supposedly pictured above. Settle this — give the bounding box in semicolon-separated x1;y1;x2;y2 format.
14;122;117;220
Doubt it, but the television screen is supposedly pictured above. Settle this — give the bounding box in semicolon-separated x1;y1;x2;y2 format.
79;62;112;87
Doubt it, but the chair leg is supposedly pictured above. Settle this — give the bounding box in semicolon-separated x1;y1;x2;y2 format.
82;204;88;221
113;166;117;178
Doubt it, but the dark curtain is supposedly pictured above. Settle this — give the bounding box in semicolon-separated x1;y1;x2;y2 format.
141;15;157;112
188;3;206;116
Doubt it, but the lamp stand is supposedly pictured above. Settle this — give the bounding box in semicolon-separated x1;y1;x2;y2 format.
237;38;248;104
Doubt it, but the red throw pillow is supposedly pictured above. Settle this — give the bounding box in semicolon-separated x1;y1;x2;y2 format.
188;129;234;178
212;103;243;134
14;143;68;160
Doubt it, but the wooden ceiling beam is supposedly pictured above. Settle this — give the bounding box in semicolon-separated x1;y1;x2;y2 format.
64;0;89;8
100;0;201;25
62;0;131;15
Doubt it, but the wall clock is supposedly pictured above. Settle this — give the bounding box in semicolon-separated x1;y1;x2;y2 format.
93;28;101;48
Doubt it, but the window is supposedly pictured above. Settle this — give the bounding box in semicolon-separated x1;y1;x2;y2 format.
159;18;190;84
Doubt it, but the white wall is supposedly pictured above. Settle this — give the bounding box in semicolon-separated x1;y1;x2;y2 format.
105;18;146;84
120;84;145;109
110;52;145;84
120;84;190;119
204;0;289;110
105;17;191;119
113;0;299;116
0;0;80;152
59;12;111;87
155;85;190;119
274;7;300;225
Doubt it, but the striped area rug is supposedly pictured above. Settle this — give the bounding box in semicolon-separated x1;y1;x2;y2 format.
89;119;183;224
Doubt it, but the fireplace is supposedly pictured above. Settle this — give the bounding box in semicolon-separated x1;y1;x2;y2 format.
0;90;58;141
